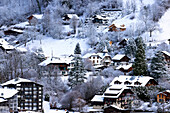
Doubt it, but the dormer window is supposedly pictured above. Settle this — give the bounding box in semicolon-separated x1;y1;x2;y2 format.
114;80;121;84
124;81;131;85
134;81;142;85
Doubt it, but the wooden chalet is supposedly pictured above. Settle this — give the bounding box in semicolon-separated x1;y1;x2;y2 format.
27;14;43;25
157;90;170;103
4;29;23;36
39;57;73;75
103;85;134;109
112;54;130;63
92;15;109;24
108;23;126;32
90;95;104;112
116;63;132;74
90;75;158;112
118;38;128;48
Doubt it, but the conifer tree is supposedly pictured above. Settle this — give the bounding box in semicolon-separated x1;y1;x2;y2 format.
150;51;167;81
132;37;148;76
125;38;137;58
74;43;81;54
68;56;86;88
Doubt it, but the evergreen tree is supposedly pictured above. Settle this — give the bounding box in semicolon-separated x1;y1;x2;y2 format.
125;38;137;58
74;43;81;54
150;51;167;81
132;37;148;76
68;56;86;88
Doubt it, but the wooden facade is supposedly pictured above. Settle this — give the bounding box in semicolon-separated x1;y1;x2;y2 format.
113;56;130;63
145;79;158;86
48;63;69;75
4;29;23;36
104;89;134;109
157;90;170;103
108;24;126;32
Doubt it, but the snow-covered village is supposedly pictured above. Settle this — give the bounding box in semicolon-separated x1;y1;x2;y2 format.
0;0;170;113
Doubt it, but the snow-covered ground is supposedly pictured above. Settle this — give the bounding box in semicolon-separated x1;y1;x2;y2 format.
43;101;79;113
25;37;90;57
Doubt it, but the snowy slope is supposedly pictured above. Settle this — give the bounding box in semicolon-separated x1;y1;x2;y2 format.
156;8;170;41
25;37;90;57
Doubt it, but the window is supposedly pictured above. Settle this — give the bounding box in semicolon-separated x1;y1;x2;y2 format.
134;81;142;85
124;81;131;85
93;57;95;59
114;80;121;84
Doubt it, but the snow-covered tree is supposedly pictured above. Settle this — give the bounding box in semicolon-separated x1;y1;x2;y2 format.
68;56;86;88
125;38;137;58
132;37;148;76
86;23;98;47
150;51;167;81
74;43;81;55
70;16;78;34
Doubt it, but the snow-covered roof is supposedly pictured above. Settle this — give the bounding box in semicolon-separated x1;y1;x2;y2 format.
1;78;32;86
109;75;156;87
16;47;27;53
0;38;9;45
109;104;126;110
103;85;130;98
112;54;126;60
116;63;132;70
114;23;126;29
10;29;24;33
32;14;43;20
0;98;7;103
83;51;110;59
10;21;29;29
95;15;109;20
91;95;103;102
67;14;79;19
162;51;170;57
39;57;73;66
166;90;170;93
1;44;15;50
0;87;18;99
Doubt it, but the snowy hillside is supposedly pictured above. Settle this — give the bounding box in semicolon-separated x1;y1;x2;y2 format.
25;37;90;57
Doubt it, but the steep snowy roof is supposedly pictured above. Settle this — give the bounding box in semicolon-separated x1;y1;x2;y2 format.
0;98;7;103
162;51;170;57
109;75;156;87
10;21;29;28
91;95;103;102
112;54;126;60
16;47;27;53
0;39;9;45
0;87;18;99
32;14;43;19
116;63;132;70
103;85;130;98
67;14;79;19
39;57;73;66
10;29;24;33
1;44;15;50
1;78;32;86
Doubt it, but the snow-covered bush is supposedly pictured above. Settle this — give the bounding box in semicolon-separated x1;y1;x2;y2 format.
101;67;123;78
